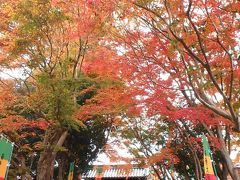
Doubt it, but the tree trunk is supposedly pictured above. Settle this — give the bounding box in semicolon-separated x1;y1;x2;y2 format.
217;126;239;180
188;144;203;180
57;153;68;180
152;165;162;180
177;123;203;180
37;128;68;180
19;155;32;180
216;160;229;180
57;159;64;180
219;147;239;180
183;167;191;180
195;151;203;180
222;160;230;180
192;151;200;180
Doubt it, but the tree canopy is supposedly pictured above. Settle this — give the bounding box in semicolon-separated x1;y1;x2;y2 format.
0;0;239;179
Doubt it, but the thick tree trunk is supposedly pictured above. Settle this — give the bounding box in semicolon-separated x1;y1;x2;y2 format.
217;126;239;180
220;147;239;180
37;128;68;180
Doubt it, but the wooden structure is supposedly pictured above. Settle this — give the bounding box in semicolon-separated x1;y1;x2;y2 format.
82;165;149;180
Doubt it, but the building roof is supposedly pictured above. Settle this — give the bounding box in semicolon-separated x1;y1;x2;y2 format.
83;167;149;178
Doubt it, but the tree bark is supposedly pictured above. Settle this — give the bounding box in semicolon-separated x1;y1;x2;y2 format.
19;155;32;180
183;167;191;180
152;165;162;180
177;123;203;180
37;128;68;180
222;161;230;180
57;153;68;180
57;158;64;180
191;150;200;180
217;126;239;180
